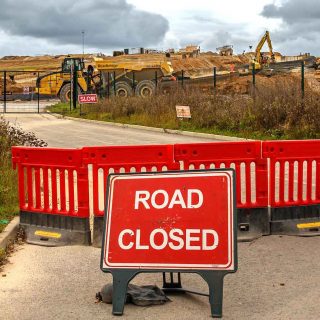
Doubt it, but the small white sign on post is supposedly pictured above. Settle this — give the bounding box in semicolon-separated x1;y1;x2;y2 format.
23;87;29;95
176;105;191;119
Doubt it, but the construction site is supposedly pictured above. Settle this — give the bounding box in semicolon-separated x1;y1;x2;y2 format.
0;31;320;102
2;20;320;319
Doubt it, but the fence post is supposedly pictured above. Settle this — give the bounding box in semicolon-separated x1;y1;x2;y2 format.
155;71;158;95
73;65;78;109
132;71;135;94
107;72;110;99
37;71;40;113
87;71;91;94
301;60;305;98
252;63;256;87
99;71;103;98
113;71;116;96
3;71;6;113
181;70;184;88
69;66;72;112
213;67;217;91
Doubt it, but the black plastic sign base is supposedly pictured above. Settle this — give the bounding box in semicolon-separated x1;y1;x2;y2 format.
110;269;227;318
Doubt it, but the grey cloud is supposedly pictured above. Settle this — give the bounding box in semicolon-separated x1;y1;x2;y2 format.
262;0;320;23
0;0;169;48
261;0;320;54
173;12;252;53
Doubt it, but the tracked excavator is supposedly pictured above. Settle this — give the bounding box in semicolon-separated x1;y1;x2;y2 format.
36;56;175;102
250;31;275;71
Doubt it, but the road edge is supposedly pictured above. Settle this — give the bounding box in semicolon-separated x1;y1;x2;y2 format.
0;217;19;250
49;113;252;142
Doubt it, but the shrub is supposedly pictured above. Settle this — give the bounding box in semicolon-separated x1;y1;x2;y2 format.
0;117;47;231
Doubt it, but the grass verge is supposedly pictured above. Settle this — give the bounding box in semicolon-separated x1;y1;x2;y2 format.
49;76;320;140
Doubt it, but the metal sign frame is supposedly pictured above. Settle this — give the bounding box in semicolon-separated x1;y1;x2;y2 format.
100;169;237;318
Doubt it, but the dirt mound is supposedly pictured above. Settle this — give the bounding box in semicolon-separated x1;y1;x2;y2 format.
171;53;250;78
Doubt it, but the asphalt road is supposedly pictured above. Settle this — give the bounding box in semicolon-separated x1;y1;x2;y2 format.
3;113;219;147
1;112;320;319
1;236;319;320
0;100;58;113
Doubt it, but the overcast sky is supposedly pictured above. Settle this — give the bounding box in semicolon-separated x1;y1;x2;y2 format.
0;0;318;57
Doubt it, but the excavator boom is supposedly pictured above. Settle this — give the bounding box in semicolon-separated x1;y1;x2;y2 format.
251;31;275;70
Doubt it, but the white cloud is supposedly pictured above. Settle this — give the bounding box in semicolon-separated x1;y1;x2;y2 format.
128;0;283;54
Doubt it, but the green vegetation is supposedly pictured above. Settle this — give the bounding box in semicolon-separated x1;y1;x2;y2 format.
49;77;320;140
0;118;47;233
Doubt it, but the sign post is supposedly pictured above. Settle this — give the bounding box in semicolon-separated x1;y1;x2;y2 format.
101;169;237;317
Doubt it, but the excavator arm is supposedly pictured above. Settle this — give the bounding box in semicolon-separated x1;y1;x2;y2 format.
255;31;274;63
251;31;275;70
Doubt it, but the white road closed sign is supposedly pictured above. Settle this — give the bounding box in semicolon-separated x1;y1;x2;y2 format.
176;105;191;118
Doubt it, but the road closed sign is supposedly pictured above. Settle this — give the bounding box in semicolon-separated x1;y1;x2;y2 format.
101;170;236;271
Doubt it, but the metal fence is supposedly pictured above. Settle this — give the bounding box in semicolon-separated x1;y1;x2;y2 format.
0;70;58;113
1;61;310;113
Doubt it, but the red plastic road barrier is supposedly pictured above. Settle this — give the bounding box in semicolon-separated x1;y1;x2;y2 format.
82;145;179;217
263;140;320;207
12;147;89;218
174;142;268;208
12;140;320;242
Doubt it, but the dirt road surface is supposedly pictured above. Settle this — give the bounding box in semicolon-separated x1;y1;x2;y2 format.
1;113;320;319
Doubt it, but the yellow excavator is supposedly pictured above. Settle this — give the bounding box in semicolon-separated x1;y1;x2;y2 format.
250;31;275;71
36;56;175;102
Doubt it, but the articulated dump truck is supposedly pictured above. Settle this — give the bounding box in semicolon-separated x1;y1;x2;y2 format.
36;56;175;102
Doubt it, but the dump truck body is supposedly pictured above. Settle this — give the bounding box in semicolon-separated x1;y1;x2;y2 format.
36;56;175;101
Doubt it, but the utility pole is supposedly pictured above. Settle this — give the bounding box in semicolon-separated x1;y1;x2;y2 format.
81;30;85;58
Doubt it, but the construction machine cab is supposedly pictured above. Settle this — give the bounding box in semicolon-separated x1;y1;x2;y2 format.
62;58;85;73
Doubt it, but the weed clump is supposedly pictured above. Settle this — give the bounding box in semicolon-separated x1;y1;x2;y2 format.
0;117;47;231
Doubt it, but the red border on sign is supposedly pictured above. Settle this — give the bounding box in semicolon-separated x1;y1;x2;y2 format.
102;171;235;270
